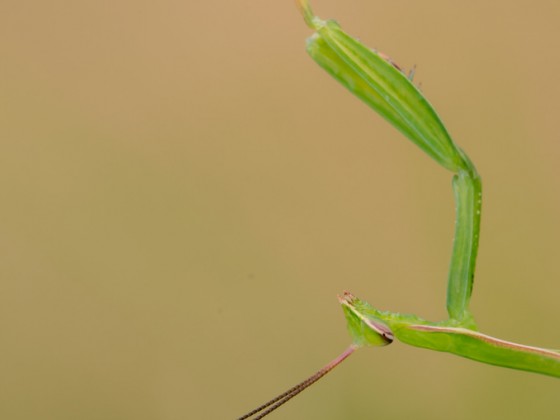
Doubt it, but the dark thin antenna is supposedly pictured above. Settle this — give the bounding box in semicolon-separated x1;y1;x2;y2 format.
237;345;357;419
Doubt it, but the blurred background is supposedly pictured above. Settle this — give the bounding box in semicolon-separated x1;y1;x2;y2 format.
1;0;560;419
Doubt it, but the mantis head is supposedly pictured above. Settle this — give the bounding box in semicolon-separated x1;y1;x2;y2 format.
338;291;394;347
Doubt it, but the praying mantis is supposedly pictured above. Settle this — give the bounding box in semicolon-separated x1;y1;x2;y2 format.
239;1;560;418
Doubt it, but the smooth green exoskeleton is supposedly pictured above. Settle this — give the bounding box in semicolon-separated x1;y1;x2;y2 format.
299;0;481;324
238;2;558;418
299;0;468;173
447;166;482;325
340;292;560;378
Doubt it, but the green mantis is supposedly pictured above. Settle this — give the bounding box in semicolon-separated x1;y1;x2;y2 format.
238;1;559;418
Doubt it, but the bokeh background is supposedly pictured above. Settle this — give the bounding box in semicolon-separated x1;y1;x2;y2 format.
2;1;560;419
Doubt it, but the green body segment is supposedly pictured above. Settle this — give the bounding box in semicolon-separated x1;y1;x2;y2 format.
300;1;483;324
447;166;482;325
398;325;560;379
341;293;560;378
305;18;468;173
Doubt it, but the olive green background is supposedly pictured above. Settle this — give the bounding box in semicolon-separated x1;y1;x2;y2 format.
2;1;559;419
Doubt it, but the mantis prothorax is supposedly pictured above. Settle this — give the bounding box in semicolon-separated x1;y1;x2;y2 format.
238;1;560;418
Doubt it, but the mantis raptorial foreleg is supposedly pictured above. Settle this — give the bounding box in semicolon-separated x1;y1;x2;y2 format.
238;1;559;418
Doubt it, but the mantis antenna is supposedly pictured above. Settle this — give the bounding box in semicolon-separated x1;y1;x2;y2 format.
237;345;357;420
